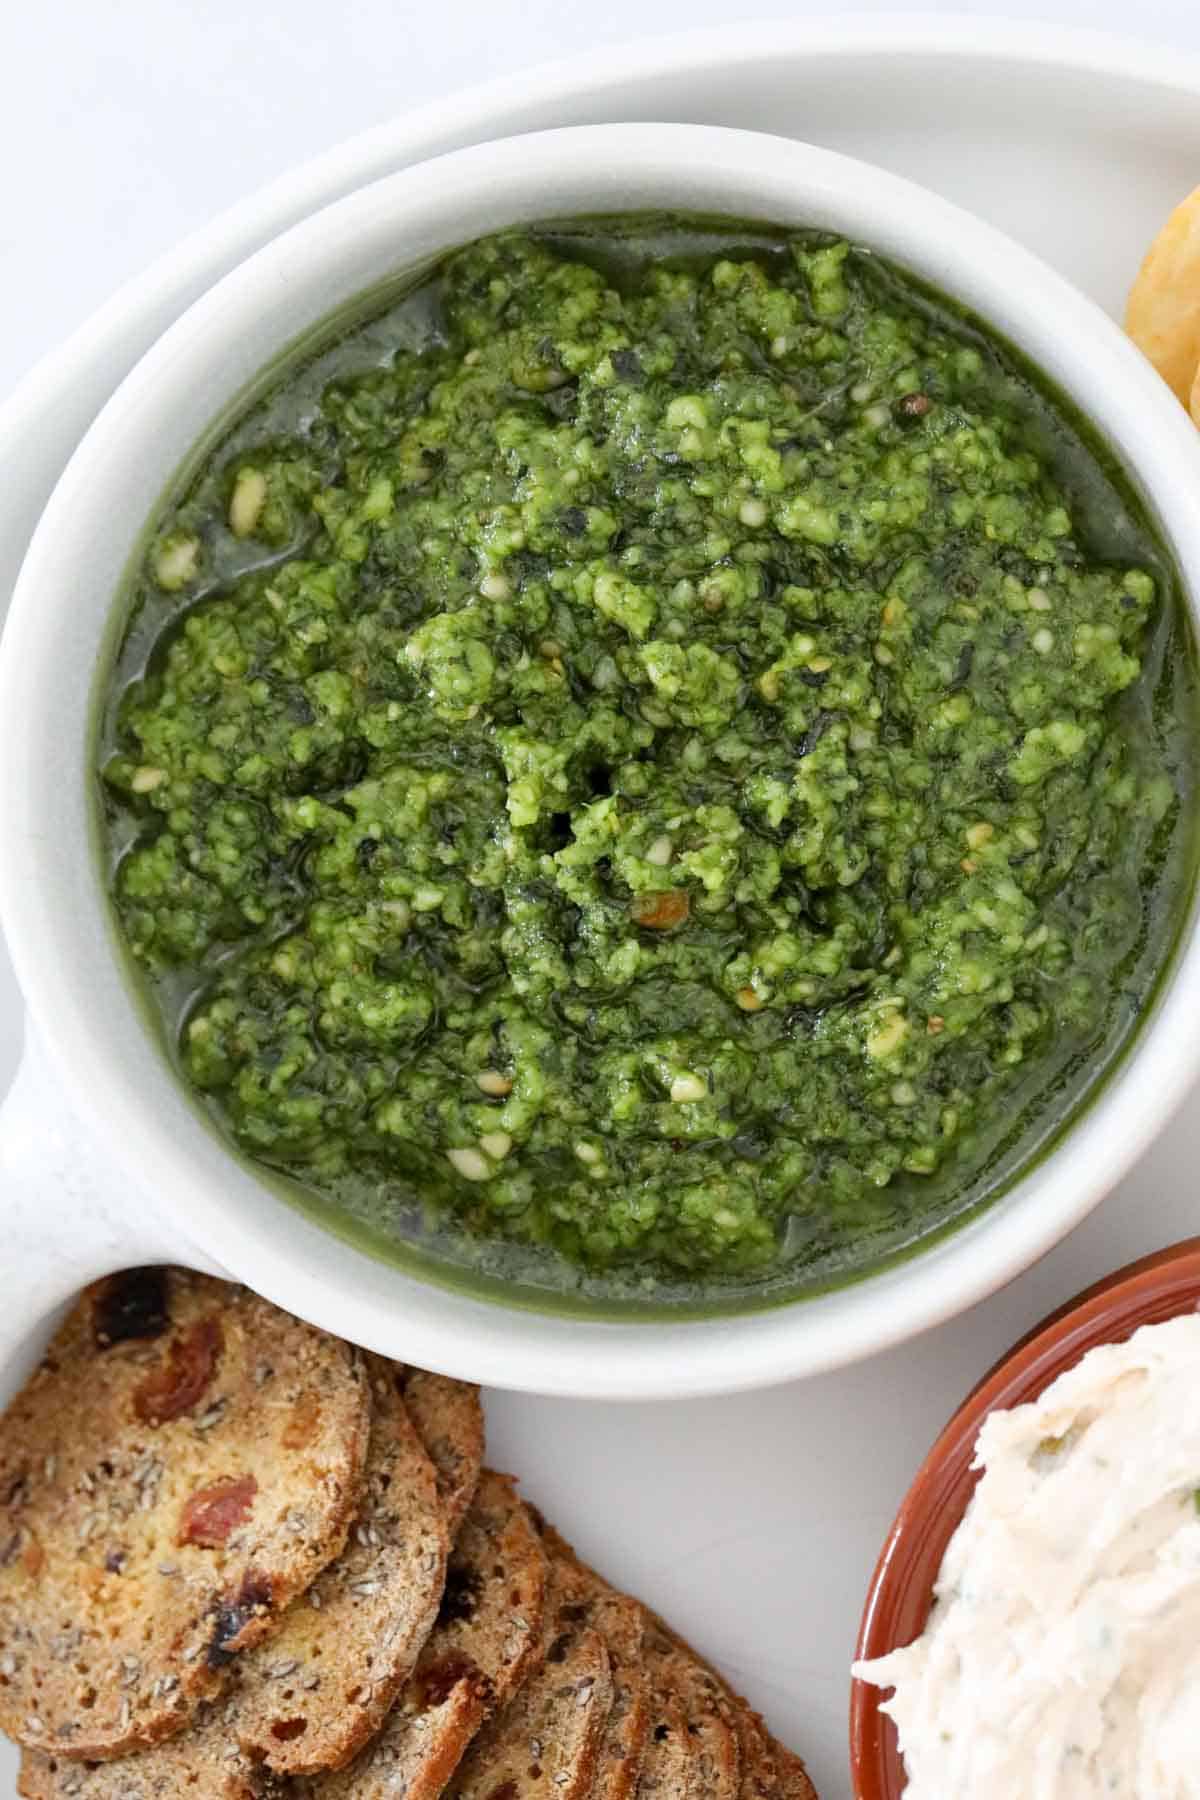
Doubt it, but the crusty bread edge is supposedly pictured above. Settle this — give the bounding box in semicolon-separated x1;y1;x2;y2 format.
533;1519;817;1800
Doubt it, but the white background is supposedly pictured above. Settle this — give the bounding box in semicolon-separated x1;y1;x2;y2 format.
8;7;1200;1799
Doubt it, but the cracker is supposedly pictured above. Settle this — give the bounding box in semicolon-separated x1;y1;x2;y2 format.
424;1471;547;1712
643;1623;740;1800
17;1686;278;1800
0;1269;370;1759
399;1372;484;1538
772;1746;818;1800
637;1690;696;1800
730;1711;776;1800
636;1616;815;1800
444;1558;612;1800
535;1526;649;1800
301;1662;493;1800
18;1360;444;1788
1126;183;1200;402
304;1470;547;1800
234;1356;447;1774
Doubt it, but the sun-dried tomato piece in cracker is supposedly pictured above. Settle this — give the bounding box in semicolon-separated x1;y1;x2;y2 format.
135;1318;223;1426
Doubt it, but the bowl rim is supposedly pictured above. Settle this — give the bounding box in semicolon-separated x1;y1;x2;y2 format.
849;1235;1200;1797
6;119;1200;1397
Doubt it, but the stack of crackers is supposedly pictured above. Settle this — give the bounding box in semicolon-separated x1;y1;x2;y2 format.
0;1270;817;1800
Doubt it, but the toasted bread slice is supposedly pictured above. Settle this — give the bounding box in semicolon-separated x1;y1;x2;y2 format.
637;1690;697;1800
425;1471;547;1711
399;1372;484;1538
234;1356;448;1774
639;1616;816;1800
444;1558;613;1800
773;1745;818;1800
17;1687;278;1800
729;1710;776;1800
0;1269;369;1760
643;1623;740;1800
19;1361;446;1790
303;1470;547;1800
536;1526;649;1800
298;1656;493;1800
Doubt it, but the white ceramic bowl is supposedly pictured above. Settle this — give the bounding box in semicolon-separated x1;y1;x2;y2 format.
4;120;1200;1400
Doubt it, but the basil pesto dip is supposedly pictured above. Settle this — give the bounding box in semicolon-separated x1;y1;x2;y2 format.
101;220;1198;1305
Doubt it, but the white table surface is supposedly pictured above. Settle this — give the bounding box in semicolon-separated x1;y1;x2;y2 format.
9;8;1200;1798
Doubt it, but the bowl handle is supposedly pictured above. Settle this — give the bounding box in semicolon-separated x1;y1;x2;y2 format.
0;1027;223;1400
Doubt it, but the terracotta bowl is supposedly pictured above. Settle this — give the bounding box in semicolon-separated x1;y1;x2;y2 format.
848;1237;1200;1797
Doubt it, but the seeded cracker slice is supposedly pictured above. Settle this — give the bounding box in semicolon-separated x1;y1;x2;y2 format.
730;1712;776;1800
637;1691;697;1800
772;1747;817;1800
17;1685;278;1800
444;1556;613;1800
0;1269;370;1760
301;1668;492;1800
535;1526;649;1800
234;1355;448;1774
557;1592;646;1800
415;1472;547;1713
642;1622;739;1800
20;1364;447;1791
303;1469;547;1800
642;1617;816;1800
399;1371;484;1538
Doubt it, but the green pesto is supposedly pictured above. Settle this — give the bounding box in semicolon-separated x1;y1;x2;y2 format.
99;219;1199;1304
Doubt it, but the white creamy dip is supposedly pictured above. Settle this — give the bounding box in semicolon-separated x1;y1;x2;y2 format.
853;1313;1200;1798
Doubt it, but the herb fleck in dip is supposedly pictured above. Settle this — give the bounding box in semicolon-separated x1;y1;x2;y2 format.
101;222;1197;1301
